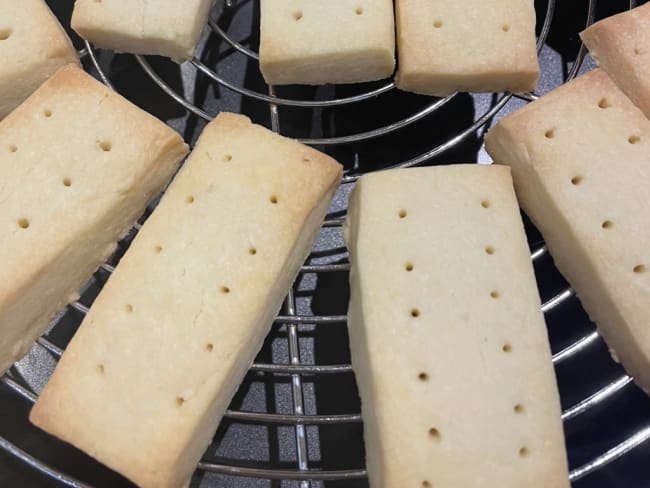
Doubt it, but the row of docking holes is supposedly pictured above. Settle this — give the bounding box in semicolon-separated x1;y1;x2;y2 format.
97;286;222;406
10;108;113;230
10;126;304;230
95;155;277;408
544;97;642;145
397;200;506;323
398;199;530;488
290;9;512;33
432;19;511;32
545;96;646;276
292;7;364;20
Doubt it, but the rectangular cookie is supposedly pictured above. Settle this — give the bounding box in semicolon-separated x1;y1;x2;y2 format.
0;65;188;376
260;0;395;85
71;0;215;60
395;0;539;96
0;0;79;119
485;69;650;393
30;113;343;488
344;165;568;488
581;3;650;119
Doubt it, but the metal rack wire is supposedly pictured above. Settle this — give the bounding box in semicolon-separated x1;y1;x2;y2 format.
1;0;649;486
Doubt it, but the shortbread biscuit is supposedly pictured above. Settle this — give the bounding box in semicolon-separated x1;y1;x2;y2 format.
260;0;395;85
31;113;342;488
486;69;650;393
345;165;569;488
0;65;188;376
0;0;78;119
395;0;539;96
72;0;215;60
581;2;650;119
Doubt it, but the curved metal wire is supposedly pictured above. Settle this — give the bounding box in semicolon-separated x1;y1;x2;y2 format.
566;0;597;81
0;437;91;488
135;55;212;120
207;19;396;107
104;0;555;153
34;335;353;376
250;363;353;374
208;18;259;60
137;51;436;146
84;40;113;90
204;0;554;108
297;94;456;146
340;0;558;181
224;410;362;424
562;375;634;421
192;56;395;109
570;426;650;482
197;462;368;481
542;288;575;313
343;93;512;181
531;245;548;260
553;331;601;365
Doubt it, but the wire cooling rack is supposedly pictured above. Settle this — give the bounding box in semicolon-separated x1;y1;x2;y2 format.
2;0;650;487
